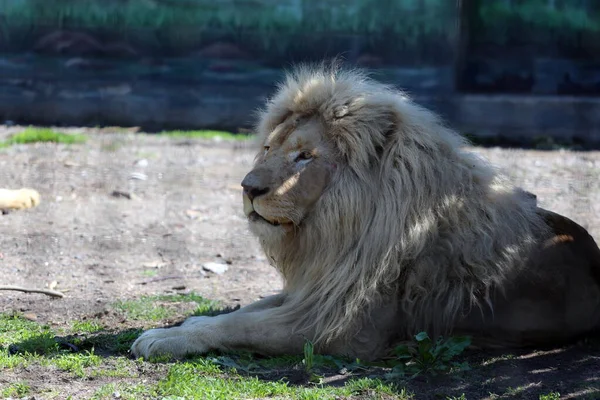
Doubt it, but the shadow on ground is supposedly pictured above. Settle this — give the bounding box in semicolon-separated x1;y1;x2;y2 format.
7;326;600;399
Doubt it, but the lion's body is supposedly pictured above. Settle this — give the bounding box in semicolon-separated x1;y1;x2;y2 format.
0;188;41;212
131;64;600;361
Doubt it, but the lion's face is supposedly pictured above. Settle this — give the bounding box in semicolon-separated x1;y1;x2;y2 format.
241;113;336;233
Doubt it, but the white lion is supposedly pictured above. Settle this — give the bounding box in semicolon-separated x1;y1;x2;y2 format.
132;64;600;361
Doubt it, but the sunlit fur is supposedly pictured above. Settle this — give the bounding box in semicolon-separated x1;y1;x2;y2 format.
251;63;550;347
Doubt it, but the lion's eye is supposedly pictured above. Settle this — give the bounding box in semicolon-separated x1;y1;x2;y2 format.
295;151;313;162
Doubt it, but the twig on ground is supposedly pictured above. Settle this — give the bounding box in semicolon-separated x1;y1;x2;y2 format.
0;285;65;298
137;275;184;285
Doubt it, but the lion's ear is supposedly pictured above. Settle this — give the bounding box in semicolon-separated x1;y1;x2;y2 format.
327;97;401;164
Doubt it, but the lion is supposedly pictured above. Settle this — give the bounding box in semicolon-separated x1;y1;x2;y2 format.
131;64;600;361
0;188;41;213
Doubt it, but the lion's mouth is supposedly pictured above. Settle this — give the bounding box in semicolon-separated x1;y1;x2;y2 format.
243;193;283;227
248;211;281;226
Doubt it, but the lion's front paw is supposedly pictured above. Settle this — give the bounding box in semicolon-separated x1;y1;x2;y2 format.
130;326;210;360
0;188;41;211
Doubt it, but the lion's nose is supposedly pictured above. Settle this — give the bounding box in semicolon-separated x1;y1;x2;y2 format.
241;174;270;201
242;184;269;201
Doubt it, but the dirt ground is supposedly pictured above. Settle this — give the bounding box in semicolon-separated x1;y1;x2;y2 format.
0;127;599;399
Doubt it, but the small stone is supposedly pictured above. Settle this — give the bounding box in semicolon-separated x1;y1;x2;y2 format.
202;262;228;275
23;313;37;321
134;159;149;168
172;285;186;290
185;209;201;219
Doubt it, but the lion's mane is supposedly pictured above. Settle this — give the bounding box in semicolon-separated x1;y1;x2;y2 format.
253;64;549;346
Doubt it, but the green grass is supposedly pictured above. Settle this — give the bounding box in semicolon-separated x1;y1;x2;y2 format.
0;310;412;400
0;314;58;356
540;392;561;400
2;127;87;146
385;332;471;378
91;383;156;400
159;129;252;141
155;361;404;400
113;292;223;321
50;350;103;378
71;320;104;334
1;381;31;398
141;268;159;277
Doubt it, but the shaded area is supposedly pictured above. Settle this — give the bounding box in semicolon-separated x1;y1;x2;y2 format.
458;0;600;96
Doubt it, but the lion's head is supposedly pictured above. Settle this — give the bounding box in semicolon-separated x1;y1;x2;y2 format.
241;64;547;345
241;113;335;231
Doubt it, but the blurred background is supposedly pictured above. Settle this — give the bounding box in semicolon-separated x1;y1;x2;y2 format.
0;0;599;146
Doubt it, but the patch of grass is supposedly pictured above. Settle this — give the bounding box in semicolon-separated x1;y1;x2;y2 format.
155;360;405;400
0;314;58;355
159;130;251;141
386;332;471;378
50;350;103;378
4;127;86;145
141;268;159;277
92;382;157;400
208;351;302;376
303;339;324;383
0;351;29;369
113;292;222;322
71;320;104;334
1;381;31;397
540;392;561;400
0;311;412;399
113;297;177;321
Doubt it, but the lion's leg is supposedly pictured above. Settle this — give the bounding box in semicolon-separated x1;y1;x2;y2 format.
179;294;285;327
130;300;307;359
